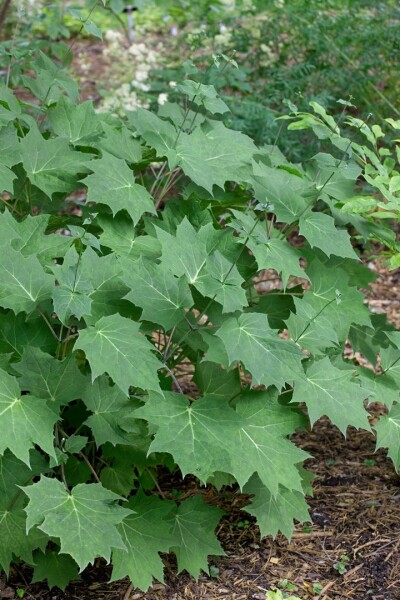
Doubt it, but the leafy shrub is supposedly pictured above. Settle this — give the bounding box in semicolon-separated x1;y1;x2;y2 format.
0;51;399;594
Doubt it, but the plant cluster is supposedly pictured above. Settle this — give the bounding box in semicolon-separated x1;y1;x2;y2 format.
0;2;399;593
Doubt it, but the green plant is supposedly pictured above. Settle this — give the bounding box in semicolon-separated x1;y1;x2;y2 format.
0;48;399;594
333;554;350;575
312;582;323;595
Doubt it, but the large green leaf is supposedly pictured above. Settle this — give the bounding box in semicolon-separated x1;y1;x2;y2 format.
23;477;132;570
215;313;305;389
0;311;54;358
14;347;87;409
21;125;91;197
176;80;229;115
51;246;94;324
0;451;48;575
0;368;58;465
286;257;371;352
97;122;142;163
74;314;162;395
135;392;236;483
82;375;139;446
111;493;176;591
299;211;358;259
31;549;79;591
21;52;79;105
168;121;256;194
168;495;225;578
251;161;310;224
121;257;193;330
243;475;310;539
374;404;400;469
48;95;101;145
157;218;247;311
292;357;370;433
136;390;307;494
0;244;54;314
84;153;155;225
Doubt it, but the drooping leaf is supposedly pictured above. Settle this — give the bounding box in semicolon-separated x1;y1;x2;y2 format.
121;257;193;330
97;122;142;163
243;475;310;539
0;368;58;465
23;477;132;570
48;95;101;144
374;403;400;469
0;244;54;314
82;375;139;446
292;357;370;434
21;124;91;197
168;495;225;578
134;392;237;483
168;121;256;194
83;152;155;225
176;80;229;115
51;245;94;324
14;347;87;409
31;549;79;591
74;314;162;395
299;211;358;259
111;492;176;591
215;313;305;389
0;451;48;575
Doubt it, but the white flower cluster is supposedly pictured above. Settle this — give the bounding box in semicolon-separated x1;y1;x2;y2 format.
96;82;150;114
97;31;168;115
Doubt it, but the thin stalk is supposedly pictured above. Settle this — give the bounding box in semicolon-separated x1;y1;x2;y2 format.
36;306;60;342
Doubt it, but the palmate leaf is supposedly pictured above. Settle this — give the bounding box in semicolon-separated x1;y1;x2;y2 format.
98;213;161;260
0;311;55;358
74;314;162;395
299;210;358;259
168;495;225;578
48;95;101;145
176;80;230;115
82;375;139;446
84;153;155;225
374;404;400;469
251;161;310;224
21;52;79;105
31;549;79;591
0;244;54;314
121;257;193;330
0;509;48;576
215;313;305;389
23;477;132;570
14;347;88;409
157;218;247;312
229;210;307;288
8;213;71;265
135;392;236;483
243;475;310;539
286;257;371;352
292;357;371;434
0;368;58;465
97;122;142;163
168;121;256;194
111;492;176;591
0;451;48;575
135;391;308;494
21;125;91;198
